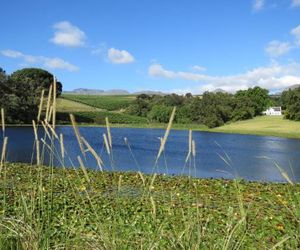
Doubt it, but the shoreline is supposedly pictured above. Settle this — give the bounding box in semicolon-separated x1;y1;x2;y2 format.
4;121;300;139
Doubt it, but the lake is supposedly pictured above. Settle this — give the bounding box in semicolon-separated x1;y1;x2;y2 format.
2;126;300;182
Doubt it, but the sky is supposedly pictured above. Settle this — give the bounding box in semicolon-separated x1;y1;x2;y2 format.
1;0;300;93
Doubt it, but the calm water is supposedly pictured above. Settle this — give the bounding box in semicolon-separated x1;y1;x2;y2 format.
2;126;300;182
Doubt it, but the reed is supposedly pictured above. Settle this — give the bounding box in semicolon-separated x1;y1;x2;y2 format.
0;136;8;172
45;84;53;122
32;120;40;165
103;133;111;156
155;106;176;164
37;89;45;122
77;155;90;183
60;133;65;160
81;136;103;171
52;77;57;129
70;114;85;156
105;117;112;149
1;108;5;138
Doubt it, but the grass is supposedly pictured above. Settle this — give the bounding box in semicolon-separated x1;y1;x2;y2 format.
211;116;300;139
0;163;299;249
1;86;300;248
56;98;102;112
61;94;135;111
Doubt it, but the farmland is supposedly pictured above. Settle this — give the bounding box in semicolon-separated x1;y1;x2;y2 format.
61;94;135;111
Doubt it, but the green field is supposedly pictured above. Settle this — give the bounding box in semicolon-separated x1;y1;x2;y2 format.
56;98;102;112
1;163;299;249
61;94;135;111
211;116;300;139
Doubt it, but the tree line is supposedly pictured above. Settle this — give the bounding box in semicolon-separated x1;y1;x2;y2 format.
0;67;62;123
127;86;300;127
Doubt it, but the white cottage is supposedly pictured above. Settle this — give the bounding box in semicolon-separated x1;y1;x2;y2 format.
263;107;282;116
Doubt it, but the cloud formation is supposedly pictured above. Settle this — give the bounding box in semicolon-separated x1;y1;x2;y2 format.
1;49;79;71
253;0;265;11
107;48;135;64
265;40;293;57
148;62;300;93
292;0;300;7
51;21;86;47
265;24;300;57
192;65;206;72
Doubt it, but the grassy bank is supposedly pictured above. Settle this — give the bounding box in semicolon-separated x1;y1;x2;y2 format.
211;116;300;139
0;163;299;249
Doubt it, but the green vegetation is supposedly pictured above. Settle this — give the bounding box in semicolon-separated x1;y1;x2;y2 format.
56;98;101;112
211;115;300;139
281;87;300;121
126;87;271;128
0;67;61;123
56;110;148;124
62;94;135;111
1;163;299;249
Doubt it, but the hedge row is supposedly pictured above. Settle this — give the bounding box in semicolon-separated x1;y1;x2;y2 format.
56;111;149;124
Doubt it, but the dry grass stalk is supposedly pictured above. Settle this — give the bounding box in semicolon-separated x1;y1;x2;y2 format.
60;133;65;159
48;105;53;124
137;171;145;186
155;107;176;163
45;85;53;122
37;89;45;122
81;136;103;171
1;108;5;137
0;137;8;172
70;114;85;156
32;120;41;165
77;155;90;183
52;77;57;128
44;119;59;139
41;121;51;140
185;130;192;162
150;196;156;219
103;133;111;155
105;117;112;149
192;140;196;157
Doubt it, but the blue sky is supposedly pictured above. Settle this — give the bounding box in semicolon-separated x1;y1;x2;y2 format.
1;0;300;93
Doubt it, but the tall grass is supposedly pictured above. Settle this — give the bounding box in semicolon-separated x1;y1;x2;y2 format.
0;87;299;249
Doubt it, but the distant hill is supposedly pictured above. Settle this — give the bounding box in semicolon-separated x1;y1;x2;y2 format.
63;88;167;95
133;90;167;95
64;88;130;95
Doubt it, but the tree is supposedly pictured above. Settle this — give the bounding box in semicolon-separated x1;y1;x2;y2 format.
10;68;62;96
282;87;300;121
0;67;63;123
235;86;270;115
147;105;173;123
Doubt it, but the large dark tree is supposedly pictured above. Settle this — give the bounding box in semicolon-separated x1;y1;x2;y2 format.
0;68;63;123
10;68;62;96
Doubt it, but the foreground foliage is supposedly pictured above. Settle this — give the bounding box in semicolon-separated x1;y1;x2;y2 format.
0;163;299;249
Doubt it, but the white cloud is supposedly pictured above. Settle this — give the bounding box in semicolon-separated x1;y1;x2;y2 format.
192;65;206;72
291;0;300;7
253;0;265;11
291;25;300;45
107;48;135;64
148;62;300;93
43;58;79;71
265;40;293;57
51;21;86;47
1;49;79;71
